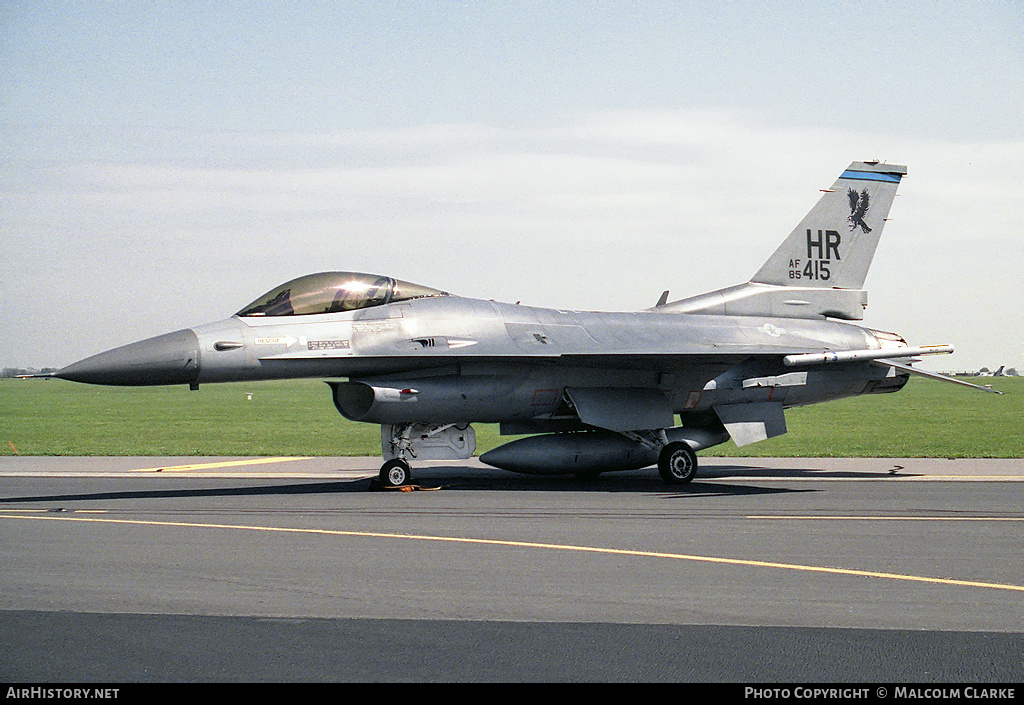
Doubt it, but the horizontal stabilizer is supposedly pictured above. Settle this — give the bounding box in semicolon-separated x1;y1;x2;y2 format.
873;360;1004;394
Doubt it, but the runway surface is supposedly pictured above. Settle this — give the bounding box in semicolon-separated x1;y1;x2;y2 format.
1;456;1022;682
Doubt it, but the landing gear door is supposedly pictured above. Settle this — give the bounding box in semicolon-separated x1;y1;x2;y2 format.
381;423;477;461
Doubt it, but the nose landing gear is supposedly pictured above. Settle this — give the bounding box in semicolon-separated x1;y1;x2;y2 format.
376;422;477;488
379;457;413;488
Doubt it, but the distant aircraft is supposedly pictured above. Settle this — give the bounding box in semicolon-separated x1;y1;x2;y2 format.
985;366;1006;377
51;161;1000;487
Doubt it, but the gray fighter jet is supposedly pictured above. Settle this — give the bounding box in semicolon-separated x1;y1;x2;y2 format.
53;161;999;487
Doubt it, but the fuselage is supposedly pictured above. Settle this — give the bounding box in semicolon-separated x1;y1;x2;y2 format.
57;292;907;428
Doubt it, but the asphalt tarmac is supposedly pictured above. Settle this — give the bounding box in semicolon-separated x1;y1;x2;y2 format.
1;456;1022;683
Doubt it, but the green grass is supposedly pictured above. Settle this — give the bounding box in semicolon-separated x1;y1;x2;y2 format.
703;376;1022;458
1;377;1020;457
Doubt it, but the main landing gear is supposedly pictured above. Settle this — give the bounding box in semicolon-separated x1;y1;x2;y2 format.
621;430;700;485
657;442;698;485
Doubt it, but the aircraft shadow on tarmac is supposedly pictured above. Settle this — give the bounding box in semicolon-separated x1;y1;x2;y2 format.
697;464;921;480
389;469;820;497
400;462;911;490
0;469;824;505
0;481;367;505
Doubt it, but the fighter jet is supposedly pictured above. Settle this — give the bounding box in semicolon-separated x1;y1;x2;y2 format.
52;161;999;487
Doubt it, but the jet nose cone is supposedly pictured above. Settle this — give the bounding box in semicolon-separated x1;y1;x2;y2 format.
56;329;200;386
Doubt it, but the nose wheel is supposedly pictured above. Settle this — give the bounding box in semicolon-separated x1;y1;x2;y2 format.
379;458;413;488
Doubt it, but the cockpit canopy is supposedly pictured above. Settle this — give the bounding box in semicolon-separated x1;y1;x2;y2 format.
237;272;448;317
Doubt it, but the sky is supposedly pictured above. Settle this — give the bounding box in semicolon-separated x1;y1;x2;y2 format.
2;1;1022;373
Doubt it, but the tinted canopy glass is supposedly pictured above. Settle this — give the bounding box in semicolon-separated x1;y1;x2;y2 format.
237;272;448;317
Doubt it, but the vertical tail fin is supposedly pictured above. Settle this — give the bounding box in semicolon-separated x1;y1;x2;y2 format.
658;161;906;320
752;161;906;289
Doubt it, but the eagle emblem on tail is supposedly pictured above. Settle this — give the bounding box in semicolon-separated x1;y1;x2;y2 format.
847;187;872;233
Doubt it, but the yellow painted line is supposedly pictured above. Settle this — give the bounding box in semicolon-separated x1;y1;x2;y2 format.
2;513;1022;594
894;476;1024;481
129;457;311;473
748;515;1024;522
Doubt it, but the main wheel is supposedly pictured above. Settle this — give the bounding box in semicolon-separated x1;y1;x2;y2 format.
658;442;698;485
379;458;412;487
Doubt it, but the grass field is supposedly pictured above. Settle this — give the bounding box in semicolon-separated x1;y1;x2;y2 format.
1;376;1020;457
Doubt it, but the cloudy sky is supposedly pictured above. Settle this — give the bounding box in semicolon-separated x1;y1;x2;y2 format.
2;2;1022;372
